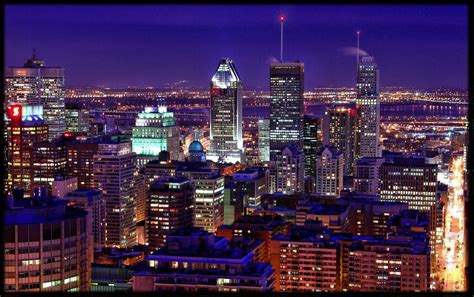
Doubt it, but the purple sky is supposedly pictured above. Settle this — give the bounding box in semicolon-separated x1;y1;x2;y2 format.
5;5;467;90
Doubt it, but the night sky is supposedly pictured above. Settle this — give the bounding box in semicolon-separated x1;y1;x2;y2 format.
5;5;467;90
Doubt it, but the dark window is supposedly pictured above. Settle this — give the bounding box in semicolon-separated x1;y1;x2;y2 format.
29;224;40;241
52;222;61;239
18;225;29;242
71;220;77;236
43;223;52;241
64;220;71;237
5;225;15;242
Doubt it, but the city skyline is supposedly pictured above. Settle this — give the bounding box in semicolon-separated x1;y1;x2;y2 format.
5;5;467;89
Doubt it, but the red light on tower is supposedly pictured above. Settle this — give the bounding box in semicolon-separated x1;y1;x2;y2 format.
280;16;285;22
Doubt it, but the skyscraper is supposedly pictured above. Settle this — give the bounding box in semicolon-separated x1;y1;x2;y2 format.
323;106;356;175
208;58;243;164
93;141;137;248
65;103;90;135
32;140;67;195
269;63;304;160
6;104;49;197
355;56;380;160
5;52;66;141
258;119;270;162
132;105;180;167
303;115;321;178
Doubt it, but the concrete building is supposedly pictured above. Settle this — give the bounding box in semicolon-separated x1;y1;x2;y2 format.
64;189;106;250
274;144;304;194
315;146;343;197
93;141;137;248
52;176;78;198
353;157;385;194
4;191;92;292
133;228;275;292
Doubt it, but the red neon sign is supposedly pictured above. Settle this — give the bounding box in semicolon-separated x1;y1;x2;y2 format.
9;105;22;120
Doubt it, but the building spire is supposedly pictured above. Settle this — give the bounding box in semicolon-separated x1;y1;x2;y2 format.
356;31;360;67
32;48;36;59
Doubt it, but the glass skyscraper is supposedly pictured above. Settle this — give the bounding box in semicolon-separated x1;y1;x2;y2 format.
269;62;304;161
5;53;66;141
208;58;243;164
355;56;381;159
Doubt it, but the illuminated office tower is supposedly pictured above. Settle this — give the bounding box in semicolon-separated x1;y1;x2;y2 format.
323;106;356;175
355;56;380;160
193;175;225;233
269;62;304;160
208;58;243;163
258;119;270;162
274;144;304;194
5;52;65;141
4;192;91;292
65;103;90;134
93;142;137;248
6;104;49;197
353;157;384;194
32;141;67;195
303;116;321;178
315;146;343;197
146;177;194;250
379;157;437;211
132;105;180;167
66;141;99;189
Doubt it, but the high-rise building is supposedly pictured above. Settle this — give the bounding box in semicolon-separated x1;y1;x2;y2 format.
4;192;92;292
315;145;343;197
132;105;180;167
93;141;137;248
355;56;380;160
353;157;385;194
64;189;106;250
66;141;99;189
146;177;194;250
32;140;67;195
6;104;49;197
192;175;225;233
5;53;66;141
269;63;304;160
208;58;243;164
258;119;270;162
65;103;90;134
133;228;275;292
323;106;356;175
379;157;438;211
223;184;245;225
274;144;304;194
52;176;78;198
303;115;321;179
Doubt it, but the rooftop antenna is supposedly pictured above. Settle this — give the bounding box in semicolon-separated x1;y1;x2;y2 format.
280;15;285;63
32;48;36;59
356;31;360;66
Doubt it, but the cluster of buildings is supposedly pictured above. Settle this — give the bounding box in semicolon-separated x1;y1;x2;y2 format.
3;48;463;293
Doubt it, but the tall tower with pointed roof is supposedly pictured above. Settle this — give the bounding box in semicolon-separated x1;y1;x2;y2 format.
207;58;243;164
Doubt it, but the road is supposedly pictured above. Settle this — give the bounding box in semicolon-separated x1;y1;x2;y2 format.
439;155;465;291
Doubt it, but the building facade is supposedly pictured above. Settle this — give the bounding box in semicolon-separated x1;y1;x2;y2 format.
4;193;92;292
380;157;438;211
274;145;304;194
303;115;321;180
353;157;385;194
258;119;270;162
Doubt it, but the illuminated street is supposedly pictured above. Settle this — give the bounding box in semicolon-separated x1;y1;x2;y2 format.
439;155;465;291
